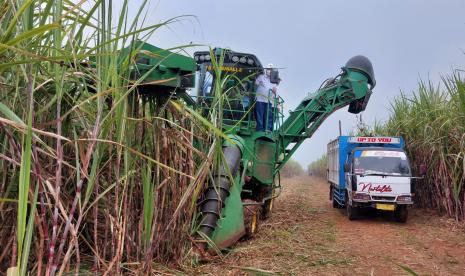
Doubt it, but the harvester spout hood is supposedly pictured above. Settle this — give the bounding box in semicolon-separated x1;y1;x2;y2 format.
345;55;376;88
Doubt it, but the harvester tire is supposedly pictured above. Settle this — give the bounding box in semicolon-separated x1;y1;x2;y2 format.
394;206;408;223
243;199;260;238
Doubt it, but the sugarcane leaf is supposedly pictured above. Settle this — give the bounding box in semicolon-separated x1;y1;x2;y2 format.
1;0;34;43
170;100;235;145
231;266;282;276
396;263;419;276
20;182;39;276
0;23;61;55
0;102;24;125
16;105;33;271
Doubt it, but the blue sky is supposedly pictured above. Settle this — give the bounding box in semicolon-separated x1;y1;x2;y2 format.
125;0;465;167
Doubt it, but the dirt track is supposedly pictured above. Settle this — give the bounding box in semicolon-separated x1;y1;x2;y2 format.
194;176;465;275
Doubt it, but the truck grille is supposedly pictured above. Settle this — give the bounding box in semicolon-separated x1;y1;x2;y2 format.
371;195;395;201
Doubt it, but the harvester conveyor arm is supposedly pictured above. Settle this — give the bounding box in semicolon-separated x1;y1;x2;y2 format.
275;56;375;172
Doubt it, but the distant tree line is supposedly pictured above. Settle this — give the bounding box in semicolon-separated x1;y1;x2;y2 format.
281;159;304;178
307;155;327;178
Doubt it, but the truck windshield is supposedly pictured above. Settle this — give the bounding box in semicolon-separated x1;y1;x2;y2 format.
353;150;411;176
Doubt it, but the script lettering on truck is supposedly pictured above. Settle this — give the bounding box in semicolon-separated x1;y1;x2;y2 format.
348;136;400;144
359;183;393;193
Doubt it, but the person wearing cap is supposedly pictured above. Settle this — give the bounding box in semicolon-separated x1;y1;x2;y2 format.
254;64;277;131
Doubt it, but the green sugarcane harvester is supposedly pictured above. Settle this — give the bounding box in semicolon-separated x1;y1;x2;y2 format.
128;42;375;251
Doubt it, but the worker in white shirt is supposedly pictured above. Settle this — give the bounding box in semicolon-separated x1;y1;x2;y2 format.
254;64;277;131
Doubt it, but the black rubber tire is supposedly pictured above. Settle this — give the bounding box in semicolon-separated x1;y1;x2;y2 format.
332;195;340;209
330;186;341;208
261;198;273;219
394;205;408;223
346;195;358;220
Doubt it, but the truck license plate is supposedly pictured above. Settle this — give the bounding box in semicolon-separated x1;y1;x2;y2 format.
376;204;395;211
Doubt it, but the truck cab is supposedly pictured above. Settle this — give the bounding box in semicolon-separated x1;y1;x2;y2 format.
328;136;413;222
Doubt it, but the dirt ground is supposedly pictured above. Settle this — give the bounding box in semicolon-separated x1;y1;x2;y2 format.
191;176;465;276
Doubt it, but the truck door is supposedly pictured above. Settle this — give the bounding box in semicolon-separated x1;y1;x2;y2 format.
345;153;354;193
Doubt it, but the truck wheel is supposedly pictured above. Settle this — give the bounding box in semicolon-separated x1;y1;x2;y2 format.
244;199;260;238
394;206;408;223
330;186;340;208
332;195;341;209
347;204;358;220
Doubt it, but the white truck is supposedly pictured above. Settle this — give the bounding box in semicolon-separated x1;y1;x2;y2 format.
327;136;421;222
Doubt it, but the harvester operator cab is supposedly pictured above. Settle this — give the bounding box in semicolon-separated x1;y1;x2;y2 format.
193;48;283;132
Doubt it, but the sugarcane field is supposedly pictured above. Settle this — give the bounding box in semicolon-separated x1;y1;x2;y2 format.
1;1;465;275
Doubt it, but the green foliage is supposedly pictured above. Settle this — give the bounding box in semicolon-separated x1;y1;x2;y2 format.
0;0;211;274
307;155;327;178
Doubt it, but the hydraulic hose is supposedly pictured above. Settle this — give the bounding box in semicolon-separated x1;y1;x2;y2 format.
198;145;242;240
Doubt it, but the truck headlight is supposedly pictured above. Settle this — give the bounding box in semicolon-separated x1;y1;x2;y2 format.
397;195;412;202
353;192;370;201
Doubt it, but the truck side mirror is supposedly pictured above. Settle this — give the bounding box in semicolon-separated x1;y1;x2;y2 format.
419;164;427;177
343;163;350;172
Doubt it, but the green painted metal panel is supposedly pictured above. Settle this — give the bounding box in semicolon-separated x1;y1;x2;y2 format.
252;139;276;184
211;175;245;248
123;41;196;88
135;42;195;72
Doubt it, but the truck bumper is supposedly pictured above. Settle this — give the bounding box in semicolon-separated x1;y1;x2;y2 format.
352;201;413;210
351;193;413;209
